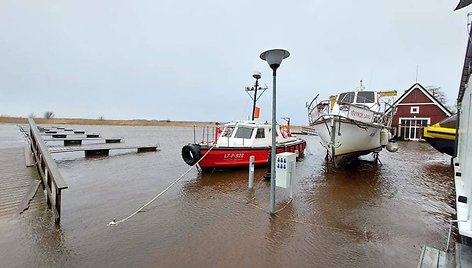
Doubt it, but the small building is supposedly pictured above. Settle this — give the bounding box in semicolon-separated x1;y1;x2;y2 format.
388;83;452;140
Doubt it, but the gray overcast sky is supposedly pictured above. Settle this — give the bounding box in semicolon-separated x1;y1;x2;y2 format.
0;0;470;124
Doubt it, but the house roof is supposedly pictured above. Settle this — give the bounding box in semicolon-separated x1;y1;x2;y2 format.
457;24;472;104
386;83;452;116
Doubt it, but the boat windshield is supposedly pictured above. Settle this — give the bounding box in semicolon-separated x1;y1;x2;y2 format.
234;126;254;139
356;91;375;103
338;92;355;103
221;126;235;137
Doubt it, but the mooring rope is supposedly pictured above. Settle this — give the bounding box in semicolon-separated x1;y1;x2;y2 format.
108;143;217;226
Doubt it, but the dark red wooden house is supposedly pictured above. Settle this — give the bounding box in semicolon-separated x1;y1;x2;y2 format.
387;83;452;140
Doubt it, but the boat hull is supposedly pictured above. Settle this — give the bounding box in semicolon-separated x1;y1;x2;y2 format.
312;116;384;165
423;124;456;156
424;137;455;156
197;141;306;169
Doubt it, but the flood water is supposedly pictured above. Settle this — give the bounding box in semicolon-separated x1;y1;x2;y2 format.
0;124;456;267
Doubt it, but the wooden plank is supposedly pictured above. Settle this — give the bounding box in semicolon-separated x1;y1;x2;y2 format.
105;138;122;143
29;119;68;190
437;250;450;268
418;246;427;268
48;144;159;154
138;147;158;152
0;146;44;219
85;149;109;157
23;145;34;167
43;137;122;141
16;180;41;214
456;243;472;268
418;246;440;268
64;140;82;146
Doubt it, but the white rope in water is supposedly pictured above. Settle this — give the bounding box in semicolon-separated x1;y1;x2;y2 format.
108;143;217;226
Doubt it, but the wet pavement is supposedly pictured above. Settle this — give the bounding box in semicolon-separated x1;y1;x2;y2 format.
0;124;456;267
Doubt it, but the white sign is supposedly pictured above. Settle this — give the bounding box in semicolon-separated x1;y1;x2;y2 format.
347;106;374;123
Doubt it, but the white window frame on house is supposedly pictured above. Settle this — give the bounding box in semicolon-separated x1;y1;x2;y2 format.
398;117;430;141
410;106;420;114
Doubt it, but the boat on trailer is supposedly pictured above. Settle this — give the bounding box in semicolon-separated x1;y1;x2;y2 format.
307;82;397;166
423;114;457;156
181;121;306;170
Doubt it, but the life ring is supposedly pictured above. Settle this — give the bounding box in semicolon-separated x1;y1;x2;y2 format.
181;144;201;166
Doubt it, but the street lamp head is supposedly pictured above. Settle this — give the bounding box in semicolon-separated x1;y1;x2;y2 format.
260;49;290;71
252;72;261;80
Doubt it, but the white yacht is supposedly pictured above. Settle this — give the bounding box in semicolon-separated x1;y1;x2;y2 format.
307;82;397;166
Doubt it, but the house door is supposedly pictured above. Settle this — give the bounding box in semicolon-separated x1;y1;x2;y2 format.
399;118;430;141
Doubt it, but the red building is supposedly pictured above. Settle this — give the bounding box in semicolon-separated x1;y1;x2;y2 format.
388;83;452;140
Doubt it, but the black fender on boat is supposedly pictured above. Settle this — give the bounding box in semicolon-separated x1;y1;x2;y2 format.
181;144;201;166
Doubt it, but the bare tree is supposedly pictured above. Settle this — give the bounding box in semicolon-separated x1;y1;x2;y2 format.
425;86;451;111
44;111;54;119
98;115;105;120
28;113;36;118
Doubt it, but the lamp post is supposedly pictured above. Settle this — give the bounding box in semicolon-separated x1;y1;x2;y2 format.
260;49;290;214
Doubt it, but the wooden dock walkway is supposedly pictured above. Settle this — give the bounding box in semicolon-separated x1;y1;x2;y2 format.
417;243;472;268
417;246;453;268
0;146;46;220
48;144;159;156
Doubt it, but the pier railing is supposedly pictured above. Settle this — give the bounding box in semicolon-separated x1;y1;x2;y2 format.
28;118;68;223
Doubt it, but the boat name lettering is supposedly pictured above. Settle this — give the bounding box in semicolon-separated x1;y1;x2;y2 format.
224;153;244;159
350;110;372;120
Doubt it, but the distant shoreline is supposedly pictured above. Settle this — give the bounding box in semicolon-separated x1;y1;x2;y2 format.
0;116;218;127
0;116;306;132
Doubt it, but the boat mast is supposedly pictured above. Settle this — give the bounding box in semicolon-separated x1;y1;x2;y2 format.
245;72;267;120
358;79;365;91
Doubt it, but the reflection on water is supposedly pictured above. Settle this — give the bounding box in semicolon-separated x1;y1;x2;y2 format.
0;125;455;267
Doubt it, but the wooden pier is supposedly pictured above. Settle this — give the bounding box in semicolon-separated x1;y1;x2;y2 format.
43;137;124;146
48;144;159;156
0;146;46;220
1;121;159;224
37;125;159;156
417;246;452;268
417;243;472;268
29;119;68;223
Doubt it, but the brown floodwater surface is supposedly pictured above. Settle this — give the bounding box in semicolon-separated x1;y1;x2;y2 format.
0;124;455;267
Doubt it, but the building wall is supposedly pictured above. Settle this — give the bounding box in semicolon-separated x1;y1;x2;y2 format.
390;86;450;140
456;75;472;237
392;104;449;127
401;88;431;103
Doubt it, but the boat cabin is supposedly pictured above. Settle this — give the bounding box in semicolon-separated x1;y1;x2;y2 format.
334;91;380;113
216;121;293;147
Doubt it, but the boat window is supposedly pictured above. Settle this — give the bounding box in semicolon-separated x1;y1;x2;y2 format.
255;128;265;138
268;128;278;137
356;91;375;103
338;92;355;103
221;127;234;137
234;127;254;139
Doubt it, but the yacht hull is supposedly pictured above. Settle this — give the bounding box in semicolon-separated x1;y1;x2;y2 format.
312;116;384;165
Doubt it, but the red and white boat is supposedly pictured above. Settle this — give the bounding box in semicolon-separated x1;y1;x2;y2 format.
181;121;306;169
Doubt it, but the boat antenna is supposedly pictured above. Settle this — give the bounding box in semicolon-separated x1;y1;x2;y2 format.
358;79;365;91
245;72;268;120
